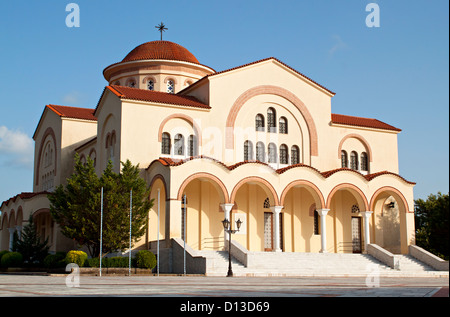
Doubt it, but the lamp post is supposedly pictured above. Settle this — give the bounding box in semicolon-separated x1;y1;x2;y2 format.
222;217;242;277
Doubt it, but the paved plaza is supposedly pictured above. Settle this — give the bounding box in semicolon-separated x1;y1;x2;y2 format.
0;274;447;298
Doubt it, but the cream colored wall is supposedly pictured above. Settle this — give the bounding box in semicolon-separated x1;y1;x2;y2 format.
96;91;122;173
33;110;62;192
203;60;333;166
329;125;400;173
119;99;209;169
60;119;97;185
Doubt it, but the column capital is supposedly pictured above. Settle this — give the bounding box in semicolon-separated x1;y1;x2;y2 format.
317;208;330;216
361;211;373;218
269;206;283;214
220;203;235;213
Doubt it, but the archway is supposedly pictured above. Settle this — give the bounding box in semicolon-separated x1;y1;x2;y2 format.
146;175;167;250
177;173;229;251
230;177;280;252
280;180;326;252
326;184;370;253
370;187;411;254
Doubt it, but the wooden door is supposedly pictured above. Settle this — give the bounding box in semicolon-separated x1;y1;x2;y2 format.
352;217;362;253
264;212;273;251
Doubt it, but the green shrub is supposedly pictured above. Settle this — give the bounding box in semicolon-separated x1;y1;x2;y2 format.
65;250;88;267
86;257;100;268
135;250;156;269
1;252;23;268
0;250;10;263
43;252;67;268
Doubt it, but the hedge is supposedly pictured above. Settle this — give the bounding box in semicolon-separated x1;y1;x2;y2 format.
1;252;23;268
135;250;156;269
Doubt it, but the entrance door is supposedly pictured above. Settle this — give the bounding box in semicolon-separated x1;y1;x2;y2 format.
352;217;362;253
264;212;273;251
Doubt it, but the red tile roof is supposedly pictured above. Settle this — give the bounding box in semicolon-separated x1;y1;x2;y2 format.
47;104;97;121
107;85;211;109
331;113;401;132
1;191;50;210
122;41;200;64
149;156;415;184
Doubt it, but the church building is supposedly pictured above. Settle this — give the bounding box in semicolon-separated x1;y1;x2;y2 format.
1;39;417;264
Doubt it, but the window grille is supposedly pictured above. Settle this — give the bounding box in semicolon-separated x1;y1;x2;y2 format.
255;114;265;131
279;144;288;164
268;143;277;163
162;133;171;155
291;146;300;164
244;140;253;161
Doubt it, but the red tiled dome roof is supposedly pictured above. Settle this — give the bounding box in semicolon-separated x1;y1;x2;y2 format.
122;41;200;64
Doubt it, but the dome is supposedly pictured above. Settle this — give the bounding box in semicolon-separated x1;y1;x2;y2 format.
121;40;200;64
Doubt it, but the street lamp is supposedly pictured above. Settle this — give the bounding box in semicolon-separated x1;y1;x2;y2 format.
222;217;242;277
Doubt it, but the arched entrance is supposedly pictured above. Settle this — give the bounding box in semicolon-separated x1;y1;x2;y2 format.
280;180;326;252
177;173;229;250
326;184;370;253
370;187;411;254
230;177;280;252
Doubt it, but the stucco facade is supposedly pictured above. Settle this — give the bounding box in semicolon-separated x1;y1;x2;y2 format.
1;40;415;256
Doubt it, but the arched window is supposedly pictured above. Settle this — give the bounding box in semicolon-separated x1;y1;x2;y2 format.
188;135;197;157
279;144;288;164
291;145;300;164
351;205;360;213
89;150;97;167
268;143;277;163
106;132;116;166
341;150;348;168
127;79;136;88
279;117;288;134
360;152;369;171
267;108;276;132
263;197;270;208
255;114;265;131
147;80;154;91
350;151;358;170
314;210;320;235
162;132;171;155
256;142;265;162
174;134;184;156
244;140;253;161
167;80;175;94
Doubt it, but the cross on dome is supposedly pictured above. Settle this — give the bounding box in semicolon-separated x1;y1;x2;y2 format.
155;22;168;41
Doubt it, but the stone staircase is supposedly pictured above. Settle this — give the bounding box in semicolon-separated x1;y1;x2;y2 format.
196;250;445;277
397;255;435;272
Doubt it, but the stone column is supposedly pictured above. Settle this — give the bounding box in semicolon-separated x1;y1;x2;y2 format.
361;211;373;253
166;199;182;247
270;206;283;252
317;209;330;253
8;228;16;251
220;204;234;242
15;226;22;241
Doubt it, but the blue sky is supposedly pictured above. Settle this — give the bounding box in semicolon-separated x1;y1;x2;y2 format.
0;0;448;203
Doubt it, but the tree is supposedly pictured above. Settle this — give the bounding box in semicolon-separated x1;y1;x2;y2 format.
13;214;50;266
49;155;153;257
415;192;449;260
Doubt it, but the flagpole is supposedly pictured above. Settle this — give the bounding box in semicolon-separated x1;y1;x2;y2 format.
183;194;186;276
99;187;103;277
129;189;132;276
157;188;160;277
